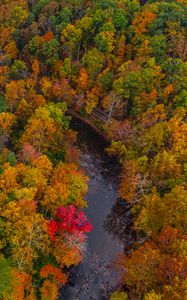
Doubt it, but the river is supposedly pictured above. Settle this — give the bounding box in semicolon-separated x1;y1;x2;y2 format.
60;118;133;300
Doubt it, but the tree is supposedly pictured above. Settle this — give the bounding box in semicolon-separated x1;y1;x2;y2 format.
95;29;115;53
0;67;8;93
132;10;157;37
119;159;142;203
161;277;187;300
42;162;88;214
4;40;18;59
150;150;182;189
117;243;161;297
77;68;88;91
117;226;187;299
102;91;123;120
61;23;82;58
144;291;161;300
9;60;28;80
98;68;114;92
85;88;99;114
40;77;52;98
113;8;128;31
0;256;13;298
20;106;56;153
9;5;29;27
84;48;105;79
0;112;15;149
48;205;92;240
40;264;67;285
40;280;58;300
5;80;25;112
1;199;50;272
31;58;40;82
136;186;187;235
43;39;60;66
10;269;35;300
0;163;18;195
18;143;39;164
110;292;129;300
76;16;93;48
47;205;92;267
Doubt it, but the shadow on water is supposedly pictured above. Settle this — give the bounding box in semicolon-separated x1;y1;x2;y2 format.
104;198;136;252
59;118;133;300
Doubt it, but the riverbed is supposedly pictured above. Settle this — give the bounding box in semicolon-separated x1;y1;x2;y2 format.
60;118;133;300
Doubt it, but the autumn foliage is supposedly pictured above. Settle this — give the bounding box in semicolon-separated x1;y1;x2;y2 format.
0;0;187;299
48;205;92;241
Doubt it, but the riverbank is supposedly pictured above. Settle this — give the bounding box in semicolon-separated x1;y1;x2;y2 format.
68;109;110;144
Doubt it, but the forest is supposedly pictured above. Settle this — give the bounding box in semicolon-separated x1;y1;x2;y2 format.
0;0;186;299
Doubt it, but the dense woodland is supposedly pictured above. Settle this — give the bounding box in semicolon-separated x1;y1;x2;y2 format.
0;0;187;299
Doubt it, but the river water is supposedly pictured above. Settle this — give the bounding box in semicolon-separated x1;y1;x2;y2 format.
60;118;133;300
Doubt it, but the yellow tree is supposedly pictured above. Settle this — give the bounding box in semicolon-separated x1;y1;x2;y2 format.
20;106;56;153
1;199;50;272
42;162;88;214
5;80;25;112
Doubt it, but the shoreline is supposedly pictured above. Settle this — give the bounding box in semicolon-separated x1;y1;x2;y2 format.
68;108;110;144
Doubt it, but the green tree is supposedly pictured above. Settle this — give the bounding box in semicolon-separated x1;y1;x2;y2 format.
113;8;128;31
43;39;60;66
0;256;13;298
9;60;28;80
84;48;105;79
